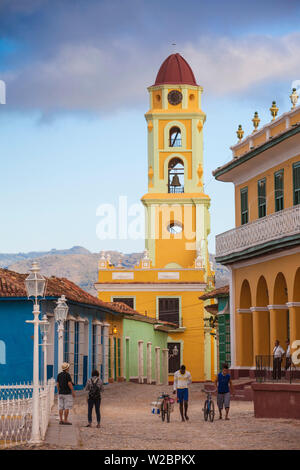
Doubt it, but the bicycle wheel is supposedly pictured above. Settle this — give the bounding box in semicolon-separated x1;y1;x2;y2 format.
166;402;171;423
209;400;215;422
203;400;209;421
161;403;166;422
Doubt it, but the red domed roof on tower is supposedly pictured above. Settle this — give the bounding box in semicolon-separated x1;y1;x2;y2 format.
153;53;198;86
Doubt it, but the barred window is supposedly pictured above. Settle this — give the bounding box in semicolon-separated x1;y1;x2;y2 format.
113;297;134;309
158;298;180;326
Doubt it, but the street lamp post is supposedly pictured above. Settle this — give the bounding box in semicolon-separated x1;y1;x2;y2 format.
25;261;46;444
40;314;50;386
54;295;69;373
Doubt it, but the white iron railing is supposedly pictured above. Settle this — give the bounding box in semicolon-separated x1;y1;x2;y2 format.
216;205;300;259
0;378;55;448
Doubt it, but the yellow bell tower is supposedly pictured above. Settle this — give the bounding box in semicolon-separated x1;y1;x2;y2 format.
96;53;216;383
142;53;211;272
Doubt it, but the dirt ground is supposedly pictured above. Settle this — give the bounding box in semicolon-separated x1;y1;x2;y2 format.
43;381;300;450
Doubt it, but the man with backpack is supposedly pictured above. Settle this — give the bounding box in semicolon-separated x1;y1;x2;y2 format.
84;370;104;428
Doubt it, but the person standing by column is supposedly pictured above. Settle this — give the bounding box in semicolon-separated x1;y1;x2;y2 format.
173;365;192;422
85;370;104;428
272;340;285;380
56;362;75;425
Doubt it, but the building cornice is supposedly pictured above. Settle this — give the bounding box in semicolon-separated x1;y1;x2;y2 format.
213;123;300;181
95;283;207;292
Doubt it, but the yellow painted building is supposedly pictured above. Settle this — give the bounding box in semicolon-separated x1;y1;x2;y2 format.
213;95;300;377
95;53;216;382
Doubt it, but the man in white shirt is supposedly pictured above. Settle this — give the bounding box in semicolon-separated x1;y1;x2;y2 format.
272;339;285;379
173;365;192;422
285;339;291;370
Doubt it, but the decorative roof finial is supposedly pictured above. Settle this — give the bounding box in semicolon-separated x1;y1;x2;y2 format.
290;88;299;109
270;101;279;121
236;124;244;141
252;111;260;132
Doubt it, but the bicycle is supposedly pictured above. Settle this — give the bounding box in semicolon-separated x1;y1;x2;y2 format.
159;392;174;423
202;386;216;422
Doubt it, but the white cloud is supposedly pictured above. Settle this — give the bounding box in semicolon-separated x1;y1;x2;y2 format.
183;33;300;94
3;33;300;114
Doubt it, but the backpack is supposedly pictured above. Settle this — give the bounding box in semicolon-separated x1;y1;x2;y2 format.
88;377;101;400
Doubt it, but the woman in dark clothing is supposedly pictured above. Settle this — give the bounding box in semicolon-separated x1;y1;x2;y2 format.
84;370;104;428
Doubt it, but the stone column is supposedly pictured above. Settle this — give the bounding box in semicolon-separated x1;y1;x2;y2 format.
268;305;288;351
251;307;270;363
287;303;300;360
162;348;169;386
102;323;110;384
236;309;253;367
138;340;144;384
147;342;152;384
155;347;161;385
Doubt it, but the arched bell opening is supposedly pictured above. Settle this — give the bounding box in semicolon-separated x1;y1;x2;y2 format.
168;157;184;193
169;127;182;147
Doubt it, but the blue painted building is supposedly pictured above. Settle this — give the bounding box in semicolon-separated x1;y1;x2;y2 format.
0;268;134;388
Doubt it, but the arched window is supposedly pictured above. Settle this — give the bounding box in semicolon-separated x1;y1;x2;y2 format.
168;158;184;193
169;127;182;147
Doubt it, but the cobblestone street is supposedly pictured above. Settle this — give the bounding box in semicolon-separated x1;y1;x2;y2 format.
34;382;300;450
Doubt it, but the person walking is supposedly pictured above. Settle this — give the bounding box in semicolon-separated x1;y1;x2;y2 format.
272;339;285;380
215;364;234;420
285;339;291;370
173;364;192;422
56;362;75;425
85;370;104;428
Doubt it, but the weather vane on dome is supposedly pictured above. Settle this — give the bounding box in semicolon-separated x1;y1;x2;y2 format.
172;42;177;53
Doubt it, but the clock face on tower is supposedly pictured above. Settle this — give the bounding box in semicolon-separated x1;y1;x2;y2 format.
167;90;182;106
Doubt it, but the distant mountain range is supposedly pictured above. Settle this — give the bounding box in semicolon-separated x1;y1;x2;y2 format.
1;246;229;296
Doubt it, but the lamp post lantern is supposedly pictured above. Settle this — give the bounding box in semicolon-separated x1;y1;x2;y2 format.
25;261;46;444
54;295;69;373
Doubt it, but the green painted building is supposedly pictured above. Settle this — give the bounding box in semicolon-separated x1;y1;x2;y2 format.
200;286;230;372
122;313;176;384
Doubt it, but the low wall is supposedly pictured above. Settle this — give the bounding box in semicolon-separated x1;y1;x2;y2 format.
252;382;300;419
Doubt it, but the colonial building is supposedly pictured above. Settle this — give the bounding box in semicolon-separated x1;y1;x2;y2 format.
0;268;135;387
213;93;300;378
95;53;216;382
105;309;177;384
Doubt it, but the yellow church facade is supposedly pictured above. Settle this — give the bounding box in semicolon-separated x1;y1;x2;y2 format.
95;54;216;382
213;94;300;377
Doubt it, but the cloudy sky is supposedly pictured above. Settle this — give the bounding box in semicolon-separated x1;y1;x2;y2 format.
1;0;300;254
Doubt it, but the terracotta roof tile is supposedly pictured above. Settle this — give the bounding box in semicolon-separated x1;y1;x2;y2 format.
0;268;137;315
199;285;229;300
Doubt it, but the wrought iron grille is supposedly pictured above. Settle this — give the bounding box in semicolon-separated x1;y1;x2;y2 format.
255;355;298;384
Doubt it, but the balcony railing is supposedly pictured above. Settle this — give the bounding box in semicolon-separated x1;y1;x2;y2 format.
255;355;298;384
216;205;300;259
